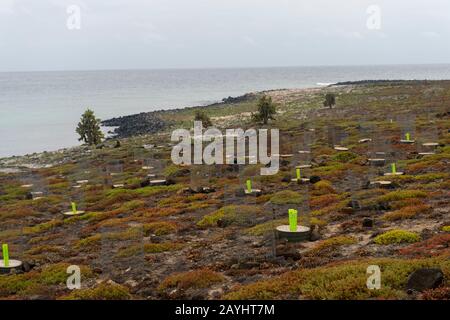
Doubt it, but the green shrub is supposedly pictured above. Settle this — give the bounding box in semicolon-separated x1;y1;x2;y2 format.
332;151;358;163
374;230;420;245
197;205;262;227
376;190;427;203
224;256;450;300
270;190;304;205
159;269;224;291
62;283;131;300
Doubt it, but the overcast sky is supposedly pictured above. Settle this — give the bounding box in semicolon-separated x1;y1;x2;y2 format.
0;0;449;71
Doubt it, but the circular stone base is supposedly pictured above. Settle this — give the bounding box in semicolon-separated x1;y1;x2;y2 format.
296;165;312;169
359;138;372;143
21;184;33;188
384;172;405;176
400;140;415;144
276;225;311;242
244;189;262;196
418;152;435;156
76;180;89;184
63;211;85;216
370;180;392;188
334;146;349;151
142;166;154;170
298;150;311;154
422;142;439;147
0;259;23;272
291;178;310;184
150;179;167;186
112;184;124;189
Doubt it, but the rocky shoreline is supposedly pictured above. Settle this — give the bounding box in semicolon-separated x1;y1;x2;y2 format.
102;112;171;139
101;92;257;139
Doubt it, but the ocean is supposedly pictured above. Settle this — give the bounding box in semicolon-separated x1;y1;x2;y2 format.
1;64;450;158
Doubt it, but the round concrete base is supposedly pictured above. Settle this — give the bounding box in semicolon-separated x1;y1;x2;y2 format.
422;142;439;147
291;178;310;184
384;172;405;176
112;184;124;189
334;146;349;151
370;180;392;188
63;210;85;217
298;150;311;154
400;140;415;144
276;225;311;242
296;165;312;169
418;152;436;156
150;179;167;186
76;180;89;184
142;166;154;170
359;138;372;143
244;189;262;196
0;260;23;273
20;184;33;188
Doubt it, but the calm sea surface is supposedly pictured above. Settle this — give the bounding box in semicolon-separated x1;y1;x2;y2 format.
1;64;450;157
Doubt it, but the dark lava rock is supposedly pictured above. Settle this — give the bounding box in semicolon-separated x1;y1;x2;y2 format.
309;226;321;241
140;179;150;188
102;112;171;138
25;192;33;200
347;200;361;210
114;140;121;148
362;218;374;228
21;261;35;273
309;176;321;184
220;93;255;104
166;178;176;185
407;268;444;292
276;245;301;260
217;219;230;228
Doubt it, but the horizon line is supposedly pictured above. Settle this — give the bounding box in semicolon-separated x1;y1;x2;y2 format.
1;62;450;74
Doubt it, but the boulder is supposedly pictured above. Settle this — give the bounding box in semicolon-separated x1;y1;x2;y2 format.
309;176;321;184
407;268;444;292
309;226;321;241
347;200;361;210
362;218;374;228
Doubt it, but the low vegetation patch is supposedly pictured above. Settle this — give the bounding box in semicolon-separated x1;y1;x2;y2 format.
224;257;450;300
374;230;420;245
270;190;304;205
197;205;262;228
62;283;131;300
158;269;224;291
382;204;432;221
309;236;356;255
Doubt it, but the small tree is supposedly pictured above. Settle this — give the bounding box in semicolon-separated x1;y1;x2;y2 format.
76;109;104;146
324;93;336;109
194;110;212;127
252;95;276;125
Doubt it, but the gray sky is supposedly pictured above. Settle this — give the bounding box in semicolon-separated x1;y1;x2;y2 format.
0;0;449;71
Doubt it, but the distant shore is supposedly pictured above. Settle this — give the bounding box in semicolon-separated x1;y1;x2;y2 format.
0;79;445;171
